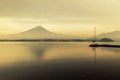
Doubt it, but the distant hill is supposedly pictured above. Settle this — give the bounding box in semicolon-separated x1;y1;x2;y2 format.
21;26;54;35
99;38;114;42
15;26;62;39
96;31;120;41
0;26;81;40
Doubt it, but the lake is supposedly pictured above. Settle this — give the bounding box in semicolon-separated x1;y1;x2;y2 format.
0;42;120;80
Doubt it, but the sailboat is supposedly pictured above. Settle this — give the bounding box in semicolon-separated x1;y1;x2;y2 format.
89;26;120;48
89;26;99;47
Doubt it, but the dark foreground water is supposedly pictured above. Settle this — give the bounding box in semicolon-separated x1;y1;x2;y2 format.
0;42;120;80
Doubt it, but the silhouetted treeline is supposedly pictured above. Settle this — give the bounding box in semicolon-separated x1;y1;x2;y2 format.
0;39;91;42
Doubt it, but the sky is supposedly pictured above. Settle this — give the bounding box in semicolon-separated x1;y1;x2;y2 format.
0;0;120;38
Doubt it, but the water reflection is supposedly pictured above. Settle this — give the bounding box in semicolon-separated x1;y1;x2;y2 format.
101;47;120;53
0;42;120;80
25;43;52;60
92;47;96;64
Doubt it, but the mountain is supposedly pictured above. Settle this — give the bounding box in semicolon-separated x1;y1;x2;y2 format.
0;26;80;40
96;31;120;41
21;26;54;35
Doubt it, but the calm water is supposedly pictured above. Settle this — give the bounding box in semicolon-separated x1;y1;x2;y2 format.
0;42;120;80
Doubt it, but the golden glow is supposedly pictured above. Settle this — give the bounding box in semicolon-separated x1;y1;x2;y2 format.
0;0;120;37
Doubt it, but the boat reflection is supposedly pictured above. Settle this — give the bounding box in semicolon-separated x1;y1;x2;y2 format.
92;47;97;64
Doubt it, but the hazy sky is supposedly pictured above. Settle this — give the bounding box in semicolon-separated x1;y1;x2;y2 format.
0;0;120;37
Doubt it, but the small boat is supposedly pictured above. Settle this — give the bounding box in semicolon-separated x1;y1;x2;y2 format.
89;26;120;48
89;26;99;47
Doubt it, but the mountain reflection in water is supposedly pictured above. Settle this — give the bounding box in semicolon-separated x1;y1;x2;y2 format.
0;42;120;80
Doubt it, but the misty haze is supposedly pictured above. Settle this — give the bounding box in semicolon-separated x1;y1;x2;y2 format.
0;0;120;80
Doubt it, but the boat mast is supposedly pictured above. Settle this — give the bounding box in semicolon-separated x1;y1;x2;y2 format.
93;25;96;43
